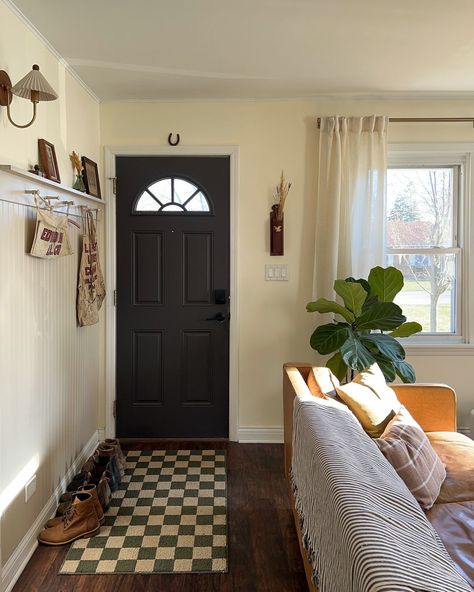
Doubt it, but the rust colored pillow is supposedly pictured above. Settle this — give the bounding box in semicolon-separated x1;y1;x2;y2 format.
375;406;446;510
306;366;340;398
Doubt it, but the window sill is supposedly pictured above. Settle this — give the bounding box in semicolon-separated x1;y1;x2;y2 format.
405;343;474;356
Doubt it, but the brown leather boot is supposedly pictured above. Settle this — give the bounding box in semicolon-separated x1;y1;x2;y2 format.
38;492;100;545
45;485;104;528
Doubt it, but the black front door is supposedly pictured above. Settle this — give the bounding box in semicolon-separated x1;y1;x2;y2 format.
116;156;230;438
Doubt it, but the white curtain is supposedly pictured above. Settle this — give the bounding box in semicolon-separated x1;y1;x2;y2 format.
313;115;388;299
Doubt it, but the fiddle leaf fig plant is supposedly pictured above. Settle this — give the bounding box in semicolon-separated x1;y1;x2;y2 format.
307;266;422;383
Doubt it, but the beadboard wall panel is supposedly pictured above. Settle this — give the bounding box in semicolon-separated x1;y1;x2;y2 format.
0;170;104;565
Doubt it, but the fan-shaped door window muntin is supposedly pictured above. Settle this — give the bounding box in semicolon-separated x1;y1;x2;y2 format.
133;177;212;214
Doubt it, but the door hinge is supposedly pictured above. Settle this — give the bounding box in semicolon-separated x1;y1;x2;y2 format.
113;289;117;306
108;177;117;195
113;400;117;419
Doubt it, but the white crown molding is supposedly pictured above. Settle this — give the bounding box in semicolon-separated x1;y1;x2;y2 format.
1;430;100;592
1;0;100;104
100;91;474;104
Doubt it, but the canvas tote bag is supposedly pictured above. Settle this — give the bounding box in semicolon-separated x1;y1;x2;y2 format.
77;209;106;326
30;198;73;258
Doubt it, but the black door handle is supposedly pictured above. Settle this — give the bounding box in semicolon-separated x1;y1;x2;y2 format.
206;312;227;323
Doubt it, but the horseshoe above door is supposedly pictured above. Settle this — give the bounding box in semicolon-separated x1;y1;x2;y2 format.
168;133;180;146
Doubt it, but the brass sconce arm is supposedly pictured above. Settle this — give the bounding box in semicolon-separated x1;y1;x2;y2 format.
5;89;38;129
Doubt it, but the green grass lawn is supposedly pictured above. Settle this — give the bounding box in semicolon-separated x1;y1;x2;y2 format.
402;303;452;333
403;280;431;292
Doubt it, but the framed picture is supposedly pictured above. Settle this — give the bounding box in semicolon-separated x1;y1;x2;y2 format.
81;156;101;199
38;139;60;183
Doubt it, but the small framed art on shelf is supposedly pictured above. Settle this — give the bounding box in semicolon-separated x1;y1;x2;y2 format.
38;139;60;183
82;156;101;199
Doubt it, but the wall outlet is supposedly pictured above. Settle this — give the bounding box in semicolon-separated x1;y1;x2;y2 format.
25;474;37;503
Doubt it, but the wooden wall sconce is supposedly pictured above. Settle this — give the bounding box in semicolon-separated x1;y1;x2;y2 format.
270;204;284;256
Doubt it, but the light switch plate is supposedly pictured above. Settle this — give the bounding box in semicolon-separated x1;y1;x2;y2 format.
265;264;288;281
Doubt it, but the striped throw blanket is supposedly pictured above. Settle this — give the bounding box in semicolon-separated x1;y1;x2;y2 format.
291;394;473;592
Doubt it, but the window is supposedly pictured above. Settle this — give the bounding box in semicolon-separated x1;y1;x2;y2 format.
386;153;464;340
134;177;211;213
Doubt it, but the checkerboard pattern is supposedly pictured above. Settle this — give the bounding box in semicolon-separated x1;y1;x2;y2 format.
60;450;227;574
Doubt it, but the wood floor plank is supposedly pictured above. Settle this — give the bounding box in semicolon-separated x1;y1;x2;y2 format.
12;443;307;592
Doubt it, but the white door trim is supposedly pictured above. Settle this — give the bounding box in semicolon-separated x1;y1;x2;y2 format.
104;145;240;441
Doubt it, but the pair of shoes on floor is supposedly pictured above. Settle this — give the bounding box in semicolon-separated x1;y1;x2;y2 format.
88;438;126;493
38;490;102;546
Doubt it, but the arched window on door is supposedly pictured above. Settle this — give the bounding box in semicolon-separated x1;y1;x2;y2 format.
133;177;212;213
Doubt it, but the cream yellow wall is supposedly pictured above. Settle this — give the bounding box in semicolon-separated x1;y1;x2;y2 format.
0;0;101;578
100;98;474;433
0;2;99;176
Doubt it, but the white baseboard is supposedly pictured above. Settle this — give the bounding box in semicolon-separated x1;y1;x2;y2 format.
238;426;283;443
1;430;100;592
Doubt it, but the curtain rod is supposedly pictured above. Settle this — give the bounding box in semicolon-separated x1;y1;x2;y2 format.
316;117;474;129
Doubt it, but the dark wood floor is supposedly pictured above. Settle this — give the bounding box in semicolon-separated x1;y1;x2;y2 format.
13;442;307;592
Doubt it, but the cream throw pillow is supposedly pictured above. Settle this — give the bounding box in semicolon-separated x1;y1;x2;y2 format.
335;363;400;437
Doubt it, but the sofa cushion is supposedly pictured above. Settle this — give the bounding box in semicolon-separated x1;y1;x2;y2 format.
335;363;400;437
427;431;474;504
375;406;446;510
426;500;474;588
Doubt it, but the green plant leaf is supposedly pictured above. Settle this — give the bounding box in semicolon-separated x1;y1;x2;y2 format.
306;299;354;322
345;277;371;296
340;333;375;372
360;333;405;361
326;352;348;382
356;302;406;331
334;280;367;317
368;266;404;302
388;322;423;338
373;355;397;382
310;323;351;355
393;360;416;383
362;294;379;313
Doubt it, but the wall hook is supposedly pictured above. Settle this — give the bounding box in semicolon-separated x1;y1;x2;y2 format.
168;133;180;146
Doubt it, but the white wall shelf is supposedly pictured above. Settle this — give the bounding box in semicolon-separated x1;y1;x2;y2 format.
0;165;106;205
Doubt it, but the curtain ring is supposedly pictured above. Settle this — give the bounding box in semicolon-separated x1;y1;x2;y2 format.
168;133;180;146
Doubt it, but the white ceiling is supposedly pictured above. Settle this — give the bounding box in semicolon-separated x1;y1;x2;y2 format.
10;0;474;101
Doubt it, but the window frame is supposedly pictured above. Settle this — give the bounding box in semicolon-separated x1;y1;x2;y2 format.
387;144;474;345
132;175;213;216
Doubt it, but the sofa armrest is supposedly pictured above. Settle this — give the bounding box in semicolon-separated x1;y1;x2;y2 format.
283;363;313;478
391;384;457;432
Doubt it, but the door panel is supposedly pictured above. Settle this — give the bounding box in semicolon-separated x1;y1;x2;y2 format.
133;232;163;305
116;156;230;438
182;232;213;304
181;331;212;405
132;331;163;405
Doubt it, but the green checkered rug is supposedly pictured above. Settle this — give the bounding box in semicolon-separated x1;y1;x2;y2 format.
59;449;227;574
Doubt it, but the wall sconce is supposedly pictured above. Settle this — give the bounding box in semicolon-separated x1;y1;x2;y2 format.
0;64;58;129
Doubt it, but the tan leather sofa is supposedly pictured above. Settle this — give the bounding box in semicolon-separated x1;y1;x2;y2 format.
283;363;474;592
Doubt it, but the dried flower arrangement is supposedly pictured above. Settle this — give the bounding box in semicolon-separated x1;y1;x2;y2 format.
274;171;291;221
69;151;86;192
69;151;83;175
